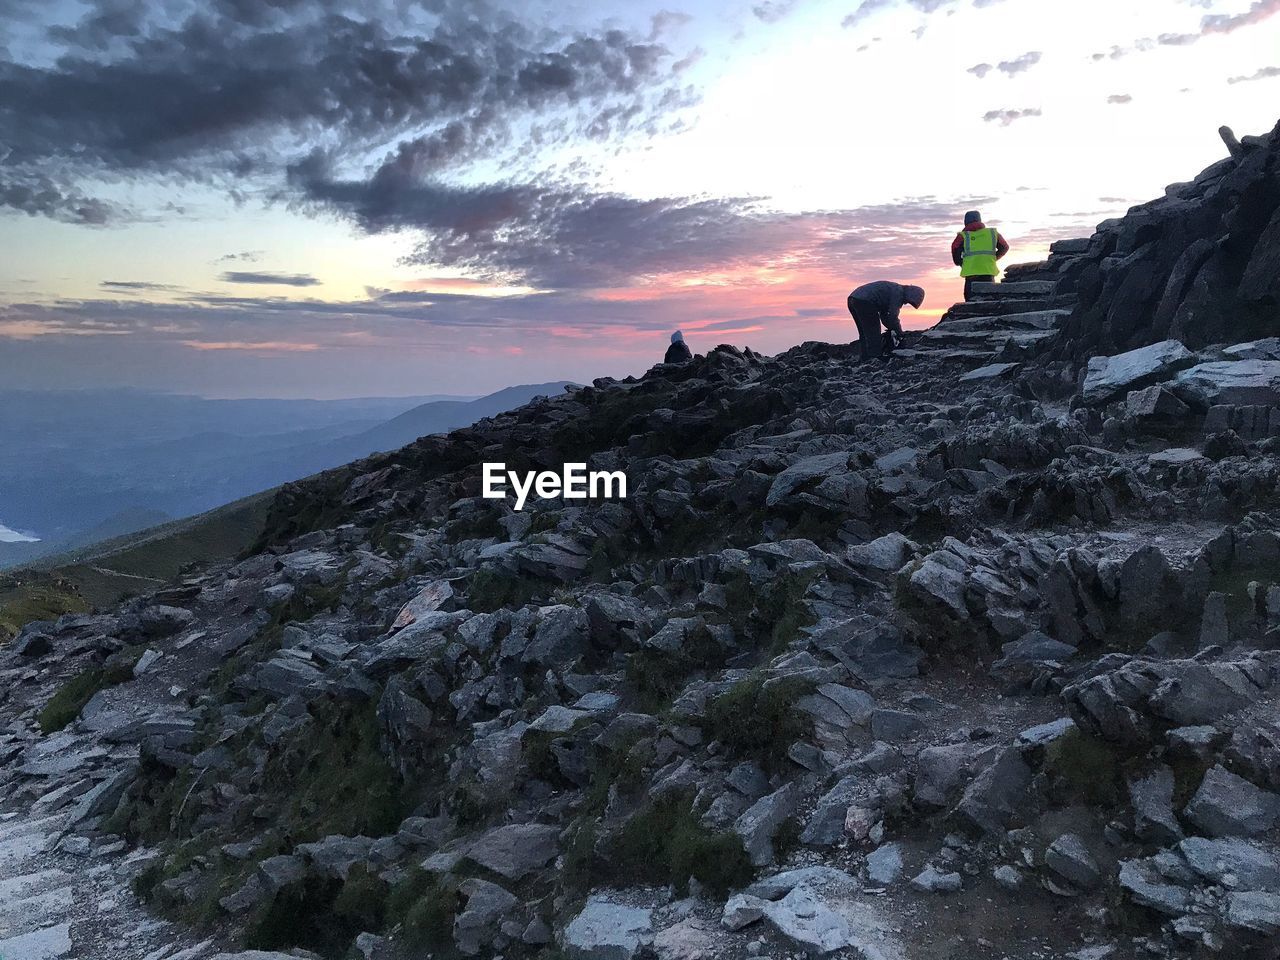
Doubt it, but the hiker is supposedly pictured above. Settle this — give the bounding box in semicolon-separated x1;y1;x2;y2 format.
664;330;692;363
952;210;1009;301
846;282;925;361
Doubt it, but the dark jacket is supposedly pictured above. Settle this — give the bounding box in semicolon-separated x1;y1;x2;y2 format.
664;340;692;363
951;221;1009;268
847;281;921;334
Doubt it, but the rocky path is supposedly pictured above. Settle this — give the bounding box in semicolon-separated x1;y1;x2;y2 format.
0;803;214;960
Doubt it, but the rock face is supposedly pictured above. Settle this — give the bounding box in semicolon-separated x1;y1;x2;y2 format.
7;120;1280;960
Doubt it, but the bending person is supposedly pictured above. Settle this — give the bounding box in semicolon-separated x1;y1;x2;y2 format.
846;281;925;361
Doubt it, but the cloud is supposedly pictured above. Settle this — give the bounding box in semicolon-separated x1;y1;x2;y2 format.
1228;66;1280;83
996;51;1041;76
293;153;977;289
101;280;181;291
1107;93;1133;104
968;51;1041;78
753;0;799;22
179;340;320;352
0;173;118;225
1202;0;1280;34
0;1;691;223
219;271;321;287
843;0;999;27
1094;0;1280;58
981;107;1042;126
216;251;264;263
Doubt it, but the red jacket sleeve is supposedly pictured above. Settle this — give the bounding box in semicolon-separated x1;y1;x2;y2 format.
951;233;964;267
996;232;1010;259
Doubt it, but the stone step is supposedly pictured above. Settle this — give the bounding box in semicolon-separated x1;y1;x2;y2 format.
938;309;1071;334
1050;237;1093;255
920;327;1058;349
969;280;1058;298
945;296;1075;319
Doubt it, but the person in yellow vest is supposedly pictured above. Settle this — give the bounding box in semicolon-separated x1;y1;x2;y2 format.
951;210;1009;301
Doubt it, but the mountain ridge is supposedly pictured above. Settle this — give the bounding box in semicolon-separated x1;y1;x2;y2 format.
1;122;1279;960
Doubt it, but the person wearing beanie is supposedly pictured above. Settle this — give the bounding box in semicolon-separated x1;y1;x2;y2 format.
951;209;1010;301
846;281;926;361
664;329;692;363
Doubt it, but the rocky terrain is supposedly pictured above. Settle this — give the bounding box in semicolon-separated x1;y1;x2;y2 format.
2;120;1279;960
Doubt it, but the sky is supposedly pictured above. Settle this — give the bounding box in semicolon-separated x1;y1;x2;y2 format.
1;0;1277;399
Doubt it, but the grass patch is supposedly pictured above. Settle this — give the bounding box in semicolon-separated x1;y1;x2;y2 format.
598;795;754;896
702;671;813;770
0;572;90;644
624;623;724;712
467;567;543;613
263;699;417;842
1042;727;1124;807
388;868;458;950
38;656;138;733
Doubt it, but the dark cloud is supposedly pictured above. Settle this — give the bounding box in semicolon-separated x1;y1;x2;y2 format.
0;172;118;225
1107;93;1133;104
981;107;1041;126
1228;66;1280;83
216;251;264;263
220;271;320;287
294;154;973;289
0;1;690;223
101;280;181;291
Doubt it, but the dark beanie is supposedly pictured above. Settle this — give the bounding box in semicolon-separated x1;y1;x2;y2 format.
964;210;981;225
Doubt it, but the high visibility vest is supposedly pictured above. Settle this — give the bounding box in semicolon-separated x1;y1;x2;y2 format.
960;228;999;278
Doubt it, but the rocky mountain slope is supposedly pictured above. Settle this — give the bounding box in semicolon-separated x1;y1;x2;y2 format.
2;121;1280;960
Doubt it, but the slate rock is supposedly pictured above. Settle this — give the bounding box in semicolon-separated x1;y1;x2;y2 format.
466;823;560;880
1082;340;1195;405
562;897;654;960
910;865;962;893
1184;766;1280;838
1045;834;1101;890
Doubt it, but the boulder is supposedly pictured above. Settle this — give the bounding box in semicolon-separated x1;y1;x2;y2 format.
1129;766;1183;845
1081;340;1195;406
766;452;850;507
1184;766;1280;838
846;533;915;572
1173;360;1280;410
954;747;1031;836
865;842;905;886
910;865;962;893
733;867;905;957
466;823;560;880
562;897;653;960
1044;834;1101;890
453;878;519;956
1179;837;1280;892
734;783;800;866
1124;385;1190;420
1118;856;1194;916
1224;891;1280;935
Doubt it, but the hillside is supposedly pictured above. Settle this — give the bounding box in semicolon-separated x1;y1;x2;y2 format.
0;384;572;570
0;121;1279;960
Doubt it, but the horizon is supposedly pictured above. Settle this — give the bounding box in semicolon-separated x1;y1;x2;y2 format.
2;0;1278;398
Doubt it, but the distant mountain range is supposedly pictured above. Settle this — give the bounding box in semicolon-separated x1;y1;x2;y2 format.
0;383;574;569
